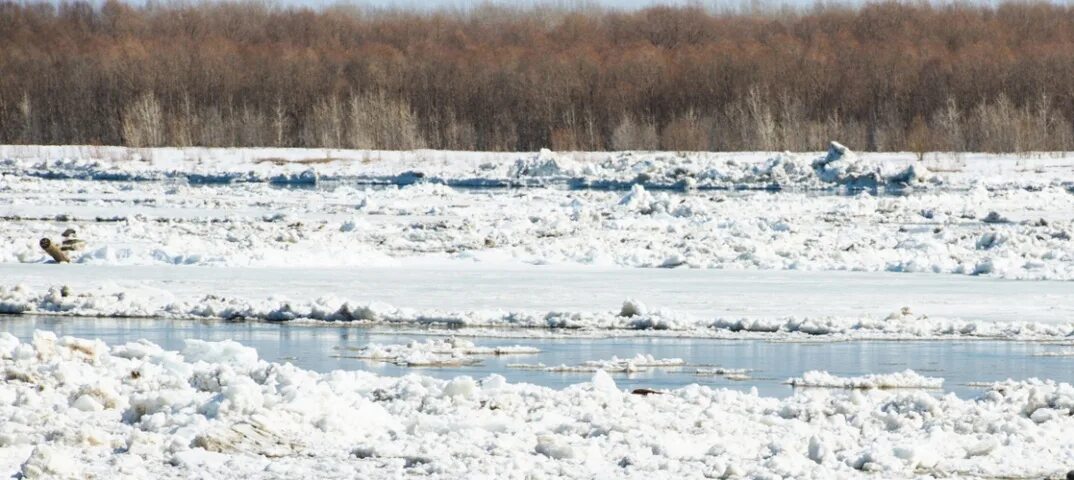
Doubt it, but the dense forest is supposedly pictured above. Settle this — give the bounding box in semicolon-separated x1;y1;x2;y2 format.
2;0;1074;152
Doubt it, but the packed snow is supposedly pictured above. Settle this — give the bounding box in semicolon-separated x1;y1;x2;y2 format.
4;333;1074;479
786;370;945;390
334;338;539;367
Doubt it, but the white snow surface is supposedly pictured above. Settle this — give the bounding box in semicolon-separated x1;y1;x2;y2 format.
1;146;1073;279
4;332;1074;479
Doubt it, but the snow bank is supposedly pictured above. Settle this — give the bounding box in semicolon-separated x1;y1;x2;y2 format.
786;370;944;389
4;333;1074;478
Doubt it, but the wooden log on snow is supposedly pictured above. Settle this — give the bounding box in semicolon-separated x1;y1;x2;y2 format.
40;238;70;263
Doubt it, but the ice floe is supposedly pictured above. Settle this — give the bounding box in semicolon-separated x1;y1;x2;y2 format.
695;367;753;381
507;354;686;373
786;370;944;389
333;338;539;367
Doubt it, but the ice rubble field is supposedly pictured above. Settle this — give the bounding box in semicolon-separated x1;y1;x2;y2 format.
2;145;1074;478
1;145;1073;338
6;332;1074;479
1;145;1072;278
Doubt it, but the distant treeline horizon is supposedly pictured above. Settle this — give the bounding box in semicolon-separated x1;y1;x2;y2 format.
2;0;1074;152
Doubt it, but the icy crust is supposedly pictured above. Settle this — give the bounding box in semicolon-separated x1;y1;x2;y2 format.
3;284;1074;341
786;370;944;390
4;332;1074;479
334;338;539;367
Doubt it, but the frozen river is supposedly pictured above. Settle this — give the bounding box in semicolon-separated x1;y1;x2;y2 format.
3;147;1074;478
2;263;1071;324
6;314;1074;398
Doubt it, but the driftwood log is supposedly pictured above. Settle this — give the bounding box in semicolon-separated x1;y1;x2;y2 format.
40;238;70;263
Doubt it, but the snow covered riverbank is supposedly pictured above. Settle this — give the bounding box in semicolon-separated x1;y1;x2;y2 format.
3;332;1074;479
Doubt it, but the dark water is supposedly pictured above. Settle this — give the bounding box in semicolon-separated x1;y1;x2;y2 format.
4;315;1073;398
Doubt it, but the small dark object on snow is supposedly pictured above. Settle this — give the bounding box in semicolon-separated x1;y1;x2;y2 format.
981;211;1010;224
1066;470;1074;480
631;388;663;396
62;228;76;238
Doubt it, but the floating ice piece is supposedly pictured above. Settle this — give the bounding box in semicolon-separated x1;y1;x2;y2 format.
509;354;685;373
1032;349;1074;357
786;369;944;389
696;367;751;379
336;337;539;367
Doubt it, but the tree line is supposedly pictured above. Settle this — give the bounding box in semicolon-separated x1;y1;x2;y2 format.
2;0;1074;152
